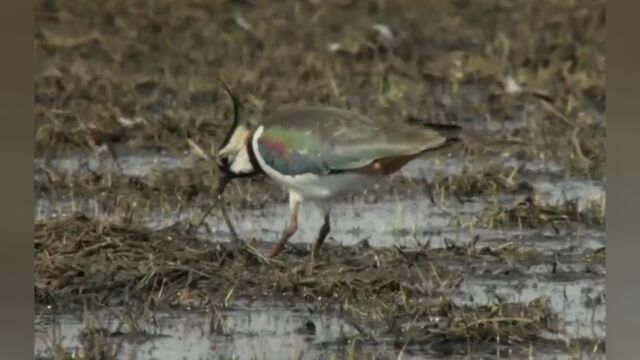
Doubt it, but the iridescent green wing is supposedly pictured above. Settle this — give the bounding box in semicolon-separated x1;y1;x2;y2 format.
256;106;455;176
256;126;332;176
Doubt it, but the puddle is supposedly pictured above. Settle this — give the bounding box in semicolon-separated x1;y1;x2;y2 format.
400;156;566;180
480;228;605;256
35;301;362;360
35;298;602;360
531;179;605;212
35;184;605;253
35;150;569;184
34;193;604;251
34;153;193;178
457;278;605;341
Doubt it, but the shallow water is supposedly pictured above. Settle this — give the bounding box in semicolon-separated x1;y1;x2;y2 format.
35;153;194;178
34;192;605;257
35;299;603;360
35;301;360;360
457;276;605;340
36;302;376;359
34;153;606;358
34;154;605;253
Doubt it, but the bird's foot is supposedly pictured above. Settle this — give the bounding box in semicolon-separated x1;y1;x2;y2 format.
268;242;284;258
268;242;310;258
220;237;266;257
220;240;243;257
287;243;311;257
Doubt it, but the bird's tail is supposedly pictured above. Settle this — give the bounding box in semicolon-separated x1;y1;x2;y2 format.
406;116;463;145
421;122;462;144
409;119;463;153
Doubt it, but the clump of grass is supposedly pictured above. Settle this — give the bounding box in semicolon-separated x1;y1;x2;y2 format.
478;195;604;231
434;168;524;200
35;216;577;355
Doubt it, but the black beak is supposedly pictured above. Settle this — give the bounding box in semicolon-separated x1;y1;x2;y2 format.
215;172;231;197
190;171;234;237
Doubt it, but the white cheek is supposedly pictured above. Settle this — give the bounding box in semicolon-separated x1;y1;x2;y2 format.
230;146;253;174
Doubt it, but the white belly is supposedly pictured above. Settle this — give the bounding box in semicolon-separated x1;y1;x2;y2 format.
271;171;378;200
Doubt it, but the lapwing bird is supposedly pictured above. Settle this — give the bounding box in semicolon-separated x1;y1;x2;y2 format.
213;82;462;258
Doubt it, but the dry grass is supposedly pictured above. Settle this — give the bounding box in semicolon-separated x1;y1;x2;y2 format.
35;0;605;177
35;216;602;358
34;0;605;357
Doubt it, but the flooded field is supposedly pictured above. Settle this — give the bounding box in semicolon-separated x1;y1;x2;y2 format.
35;0;605;359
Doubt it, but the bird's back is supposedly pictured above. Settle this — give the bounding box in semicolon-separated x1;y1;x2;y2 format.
257;106;461;174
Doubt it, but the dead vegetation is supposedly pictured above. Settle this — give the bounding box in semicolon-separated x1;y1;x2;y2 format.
35;215;606;359
34;215;491;309
35;0;605;177
34;0;605;358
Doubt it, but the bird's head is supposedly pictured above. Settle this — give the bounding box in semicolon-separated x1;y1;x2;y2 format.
214;80;259;195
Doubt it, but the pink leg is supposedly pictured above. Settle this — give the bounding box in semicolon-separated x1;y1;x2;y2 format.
269;196;301;258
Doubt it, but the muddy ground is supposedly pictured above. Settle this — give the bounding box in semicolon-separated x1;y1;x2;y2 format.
34;0;605;359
